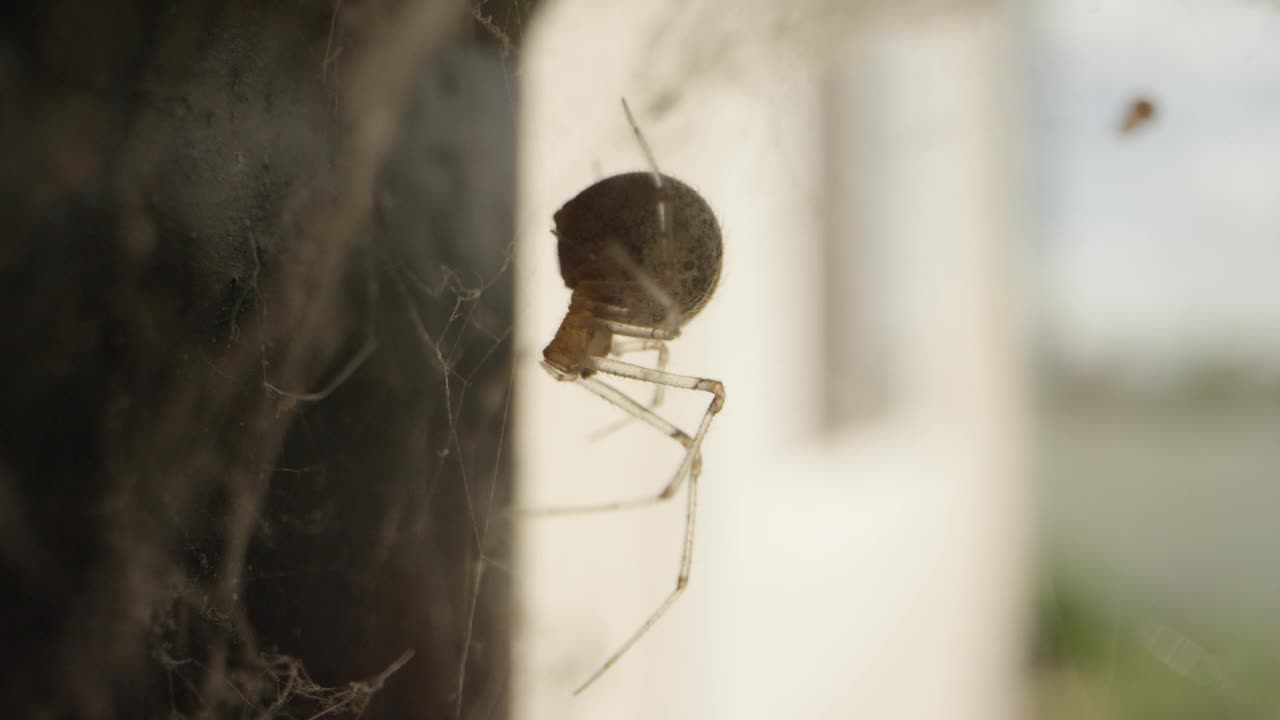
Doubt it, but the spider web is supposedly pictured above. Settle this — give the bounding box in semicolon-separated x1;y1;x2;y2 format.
220;16;524;720
150;15;522;720
3;2;524;719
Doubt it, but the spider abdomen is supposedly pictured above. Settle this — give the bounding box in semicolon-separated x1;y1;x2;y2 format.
553;172;722;329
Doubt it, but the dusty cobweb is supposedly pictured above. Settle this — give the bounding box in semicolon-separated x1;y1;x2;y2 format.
148;7;524;719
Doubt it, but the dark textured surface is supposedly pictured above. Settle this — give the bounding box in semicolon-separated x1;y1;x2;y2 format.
0;2;514;718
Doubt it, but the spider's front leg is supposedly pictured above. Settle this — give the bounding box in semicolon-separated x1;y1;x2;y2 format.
566;355;724;695
583;356;724;500
608;339;669;407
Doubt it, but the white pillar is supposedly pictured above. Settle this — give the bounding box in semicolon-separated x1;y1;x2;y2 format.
515;3;1027;719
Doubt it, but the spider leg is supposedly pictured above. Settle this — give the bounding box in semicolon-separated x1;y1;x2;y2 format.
588;340;668;441
611;339;668;407
585;355;722;495
621;98;664;188
569;356;721;694
572;446;696;695
620;98;672;259
598;316;680;341
521;352;722;518
568;286;683;341
520;369;700;516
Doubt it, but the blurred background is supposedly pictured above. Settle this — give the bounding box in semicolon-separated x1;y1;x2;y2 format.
510;0;1280;718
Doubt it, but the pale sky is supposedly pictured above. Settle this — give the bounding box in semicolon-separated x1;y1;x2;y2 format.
1032;0;1280;369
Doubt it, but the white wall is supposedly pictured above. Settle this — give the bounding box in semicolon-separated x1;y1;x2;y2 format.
513;3;1028;719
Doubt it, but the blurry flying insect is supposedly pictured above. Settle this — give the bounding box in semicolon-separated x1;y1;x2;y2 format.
536;99;725;694
1119;95;1157;135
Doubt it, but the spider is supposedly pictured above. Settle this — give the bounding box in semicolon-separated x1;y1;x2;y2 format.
537;99;725;695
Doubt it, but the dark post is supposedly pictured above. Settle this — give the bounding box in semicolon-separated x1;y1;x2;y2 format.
0;2;521;717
